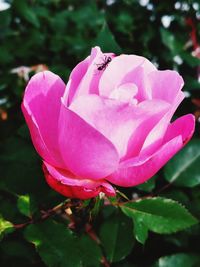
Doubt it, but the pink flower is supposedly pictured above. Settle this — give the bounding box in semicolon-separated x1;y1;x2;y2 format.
22;47;195;199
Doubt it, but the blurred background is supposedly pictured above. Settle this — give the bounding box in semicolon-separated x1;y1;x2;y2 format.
0;1;200;267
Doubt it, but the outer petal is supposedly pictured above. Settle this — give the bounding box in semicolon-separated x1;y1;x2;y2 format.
64;56;90;106
140;91;184;156
149;70;184;103
69;94;170;158
58;101;119;179
43;162;115;200
163;114;195;145
99;54;156;99
22;71;65;168
107;136;183;187
107;113;195;187
65;46;114;106
22;104;57;165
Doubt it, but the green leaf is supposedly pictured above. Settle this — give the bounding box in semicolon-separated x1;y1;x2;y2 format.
17;195;37;217
99;211;134;263
24;219;102;267
0;216;14;240
91;196;104;218
78;235;102;267
160;28;181;54
133;217;148;244
154;253;200;267
164;139;200;187
94;22;122;54
17;195;31;217
121;197;198;234
13;0;40;28
0;136;47;198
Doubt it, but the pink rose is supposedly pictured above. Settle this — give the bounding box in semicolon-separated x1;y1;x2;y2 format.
22;47;195;199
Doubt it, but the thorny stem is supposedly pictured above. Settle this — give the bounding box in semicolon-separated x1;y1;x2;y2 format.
85;223;110;267
14;180;173;230
14;200;74;229
12;181;173;267
13;198;110;267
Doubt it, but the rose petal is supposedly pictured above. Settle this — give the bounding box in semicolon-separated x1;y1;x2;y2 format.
66;46;114;105
69;94;170;159
164;114;195;145
58;101;119;179
22;71;65;168
109;83;138;103
22;104;57;165
141;91;185;156
149;70;184;103
99;54;156;98
107;113;194;187
64;56;90;106
107;135;183;187
43;162;115;199
74;47;114;97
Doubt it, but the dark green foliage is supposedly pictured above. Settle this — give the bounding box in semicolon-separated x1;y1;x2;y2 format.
164;139;200;187
99;210;135;262
0;1;200;267
24;219;102;267
121;197;197;237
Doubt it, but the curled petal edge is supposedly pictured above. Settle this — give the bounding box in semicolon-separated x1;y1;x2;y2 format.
43;162;116;200
107;114;195;187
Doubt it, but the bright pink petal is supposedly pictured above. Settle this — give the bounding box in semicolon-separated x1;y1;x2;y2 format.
43;162;115;199
124;99;171;160
99;54;156;98
64;56;90;106
107;135;183;187
164;114;195;145
74;47;114;97
140;91;184;156
58;101;119;179
22;71;65;168
107;113;195;187
149;70;184;103
21;104;57;165
65;46;115;105
70;94;170;159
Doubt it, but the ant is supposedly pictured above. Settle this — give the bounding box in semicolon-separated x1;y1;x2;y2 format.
96;55;112;71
